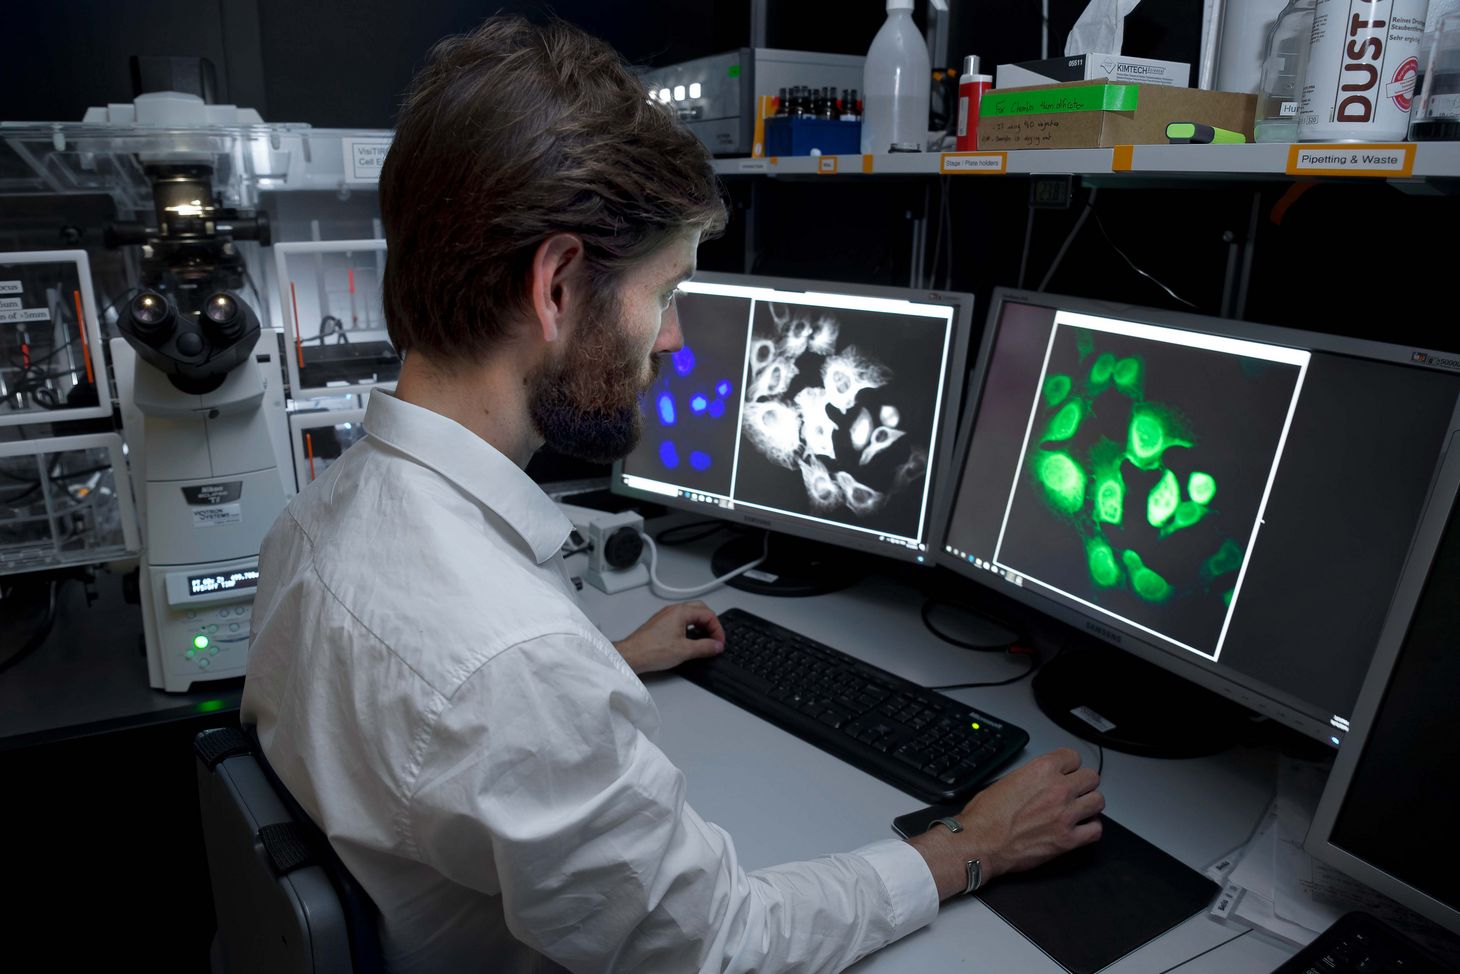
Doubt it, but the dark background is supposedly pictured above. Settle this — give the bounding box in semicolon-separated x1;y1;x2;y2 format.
732;300;949;540
995;324;1303;657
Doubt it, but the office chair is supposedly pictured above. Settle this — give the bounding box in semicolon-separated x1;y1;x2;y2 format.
194;726;383;974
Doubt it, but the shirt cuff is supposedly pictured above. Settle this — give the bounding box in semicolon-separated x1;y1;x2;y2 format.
853;837;941;942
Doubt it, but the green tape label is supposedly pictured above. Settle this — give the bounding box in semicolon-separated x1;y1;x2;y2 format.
981;85;1139;118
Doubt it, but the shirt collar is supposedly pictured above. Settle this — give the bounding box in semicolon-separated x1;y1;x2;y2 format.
363;391;572;564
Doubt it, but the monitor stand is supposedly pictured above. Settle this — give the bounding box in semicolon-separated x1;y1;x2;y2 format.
710;532;863;597
1032;643;1249;758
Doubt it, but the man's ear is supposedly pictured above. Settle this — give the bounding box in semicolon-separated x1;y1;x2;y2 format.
528;233;587;343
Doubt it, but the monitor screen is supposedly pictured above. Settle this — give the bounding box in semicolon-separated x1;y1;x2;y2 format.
1307;434;1460;936
940;288;1460;744
613;273;973;564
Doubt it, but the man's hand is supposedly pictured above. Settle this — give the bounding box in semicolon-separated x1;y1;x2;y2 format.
613;602;726;675
909;747;1104;900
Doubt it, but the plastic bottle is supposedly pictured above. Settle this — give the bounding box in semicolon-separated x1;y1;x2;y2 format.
956;55;994;151
1254;0;1317;143
862;0;931;154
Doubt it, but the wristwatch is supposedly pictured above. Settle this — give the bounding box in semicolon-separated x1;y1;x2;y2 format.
928;816;984;895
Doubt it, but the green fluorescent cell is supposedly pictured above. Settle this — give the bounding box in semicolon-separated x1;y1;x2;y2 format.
1127;410;1166;469
1222;588;1235;607
1202;538;1244;580
1077;330;1095;362
1036;451;1086;514
1121;549;1172;601
1087;538;1122;587
1147;469;1180;526
1113;356;1142;394
1042;400;1084;442
1189;471;1216;505
1095;475;1124;525
1173;501;1205;528
1043;373;1073;407
1091;353;1116;385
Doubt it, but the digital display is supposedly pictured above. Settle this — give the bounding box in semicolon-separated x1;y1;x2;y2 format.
188;569;260;596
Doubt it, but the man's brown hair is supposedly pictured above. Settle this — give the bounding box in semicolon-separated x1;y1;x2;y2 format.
379;16;726;361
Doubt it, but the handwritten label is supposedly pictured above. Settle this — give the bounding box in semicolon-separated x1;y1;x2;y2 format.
940;151;1008;174
1286;144;1415;177
0;307;50;324
342;137;392;182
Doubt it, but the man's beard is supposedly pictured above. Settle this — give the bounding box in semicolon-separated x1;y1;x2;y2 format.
527;291;659;464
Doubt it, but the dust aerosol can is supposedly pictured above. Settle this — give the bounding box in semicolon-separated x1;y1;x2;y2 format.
1298;0;1428;140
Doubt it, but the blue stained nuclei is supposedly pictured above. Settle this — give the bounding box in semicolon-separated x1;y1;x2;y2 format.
689;451;711;471
659;441;680;469
657;393;676;426
672;346;696;376
690;394;709;414
717;380;732;397
708;399;726;418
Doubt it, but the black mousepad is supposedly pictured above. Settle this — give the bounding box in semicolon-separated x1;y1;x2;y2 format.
896;807;1220;974
976;814;1219;973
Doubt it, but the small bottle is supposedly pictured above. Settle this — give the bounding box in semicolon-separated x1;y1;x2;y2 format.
955;55;993;151
842;89;861;122
776;87;789;116
1254;0;1316;143
862;0;931;153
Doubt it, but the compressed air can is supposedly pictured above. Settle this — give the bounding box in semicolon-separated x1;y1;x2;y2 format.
1298;0;1428;140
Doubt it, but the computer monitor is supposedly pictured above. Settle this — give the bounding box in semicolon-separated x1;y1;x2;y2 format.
1305;433;1460;938
939;287;1460;751
612;272;974;592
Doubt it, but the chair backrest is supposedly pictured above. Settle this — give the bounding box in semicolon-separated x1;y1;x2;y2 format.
195;726;382;974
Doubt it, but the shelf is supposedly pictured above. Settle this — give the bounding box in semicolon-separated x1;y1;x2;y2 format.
711;142;1460;185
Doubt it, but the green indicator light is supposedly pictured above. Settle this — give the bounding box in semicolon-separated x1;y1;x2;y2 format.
196;699;225;714
193;634;210;650
970;721;981;730
727;64;740;78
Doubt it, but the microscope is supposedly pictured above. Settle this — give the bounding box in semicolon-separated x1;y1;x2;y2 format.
106;62;293;691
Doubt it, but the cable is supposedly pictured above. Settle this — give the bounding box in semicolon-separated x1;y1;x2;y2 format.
1037;186;1098;291
1086;205;1198;309
1097;744;1104;777
927;177;947;291
1152;928;1251;974
654;520;730;547
920;598;1017;652
640;530;769;599
0;578;59;673
928;650;1039;691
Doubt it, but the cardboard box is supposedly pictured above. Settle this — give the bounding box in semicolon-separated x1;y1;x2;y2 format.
977;81;1257;150
996;54;1191;90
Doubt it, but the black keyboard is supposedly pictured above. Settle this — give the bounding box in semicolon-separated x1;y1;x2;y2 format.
677;607;1029;804
1274;912;1457;974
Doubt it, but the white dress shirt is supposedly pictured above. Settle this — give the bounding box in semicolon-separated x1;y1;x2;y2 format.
241;390;939;973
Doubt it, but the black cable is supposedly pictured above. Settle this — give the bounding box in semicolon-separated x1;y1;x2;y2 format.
929;650;1039;691
0;578;59;673
920;598;1017;652
1038;185;1098;291
1152;928;1251;974
654;520;730;547
1097;744;1104;777
1085;205;1198;309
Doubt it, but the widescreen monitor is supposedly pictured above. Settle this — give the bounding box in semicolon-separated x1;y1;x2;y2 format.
613;273;973;579
939;287;1460;747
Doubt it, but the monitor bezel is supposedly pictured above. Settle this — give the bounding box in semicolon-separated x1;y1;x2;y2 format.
610;270;975;567
936;286;1460;745
1303;431;1460;936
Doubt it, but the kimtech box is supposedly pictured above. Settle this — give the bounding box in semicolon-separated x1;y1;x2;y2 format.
996;54;1191;90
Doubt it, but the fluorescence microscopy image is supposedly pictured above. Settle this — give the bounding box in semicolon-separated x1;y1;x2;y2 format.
995;324;1304;658
732;300;948;539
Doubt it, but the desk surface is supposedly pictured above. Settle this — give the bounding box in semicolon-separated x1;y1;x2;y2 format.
570;526;1299;973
